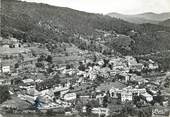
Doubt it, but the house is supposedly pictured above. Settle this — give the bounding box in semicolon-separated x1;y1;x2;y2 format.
139;59;159;70
22;79;34;85
39;94;53;103
130;75;147;85
79;95;91;105
130;88;146;95
117;72;130;82
91;107;110;116
0;59;19;74
125;56;144;72
98;60;104;66
2;44;10;48
53;85;70;98
141;92;153;102
2;66;10;73
130;63;144;72
125;56;137;65
121;91;133;102
63;93;76;101
0;79;11;85
110;86;146;101
152;106;170;117
148;63;159;70
110;57;127;68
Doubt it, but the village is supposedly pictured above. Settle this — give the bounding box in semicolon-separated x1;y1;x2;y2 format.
0;36;170;117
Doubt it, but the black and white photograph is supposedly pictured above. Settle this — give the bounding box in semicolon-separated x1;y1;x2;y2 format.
0;0;170;117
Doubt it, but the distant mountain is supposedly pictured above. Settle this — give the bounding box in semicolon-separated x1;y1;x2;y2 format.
159;19;170;27
107;12;170;24
1;0;170;56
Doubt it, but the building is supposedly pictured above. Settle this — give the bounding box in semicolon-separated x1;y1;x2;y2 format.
130;63;144;72
0;59;18;74
91;108;110;116
121;91;133;102
2;66;10;73
152;106;170;117
64;93;76;101
125;56;137;65
22;79;34;85
0;79;11;85
148;63;159;70
125;56;144;72
141;92;153;102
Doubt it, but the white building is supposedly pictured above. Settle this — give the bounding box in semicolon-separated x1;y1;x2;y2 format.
121;91;133;102
125;56;137;65
2;66;10;73
141;93;153;102
64;93;76;101
148;63;159;70
92;108;110;116
110;87;146;102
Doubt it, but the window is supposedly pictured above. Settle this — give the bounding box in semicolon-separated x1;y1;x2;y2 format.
112;92;114;97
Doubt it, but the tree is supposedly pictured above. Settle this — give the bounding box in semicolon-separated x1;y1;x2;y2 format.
47;67;53;74
38;55;46;62
86;102;92;115
46;55;53;63
14;63;19;68
35;62;44;68
90;100;100;108
103;58;109;67
103;95;108;107
53;74;61;84
66;64;71;69
0;86;10;104
78;62;86;71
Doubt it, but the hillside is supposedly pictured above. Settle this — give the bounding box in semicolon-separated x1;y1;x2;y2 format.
159;19;170;27
1;0;170;56
1;0;135;35
107;12;170;24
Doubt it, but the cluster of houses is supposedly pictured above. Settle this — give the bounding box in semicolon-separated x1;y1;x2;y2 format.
0;37;36;74
0;36;170;117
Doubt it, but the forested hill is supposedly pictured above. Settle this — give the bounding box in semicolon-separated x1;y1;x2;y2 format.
1;0;170;55
159;19;170;27
1;0;134;36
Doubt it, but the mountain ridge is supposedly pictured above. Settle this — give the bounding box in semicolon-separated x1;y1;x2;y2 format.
107;12;170;24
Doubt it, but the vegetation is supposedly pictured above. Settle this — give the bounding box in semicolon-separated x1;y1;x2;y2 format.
0;86;11;104
159;19;170;27
2;0;170;69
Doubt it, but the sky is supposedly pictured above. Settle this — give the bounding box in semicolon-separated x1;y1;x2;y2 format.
21;0;170;14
